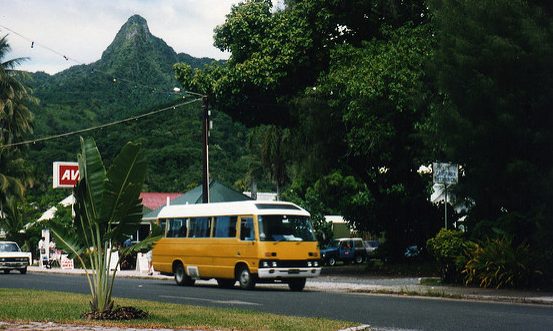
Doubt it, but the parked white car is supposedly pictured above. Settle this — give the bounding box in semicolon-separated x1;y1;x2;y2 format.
0;241;31;274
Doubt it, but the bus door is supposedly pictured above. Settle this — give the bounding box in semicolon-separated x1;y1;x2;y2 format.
237;216;257;267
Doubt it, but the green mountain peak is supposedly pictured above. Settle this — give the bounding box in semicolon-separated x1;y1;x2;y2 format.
116;15;151;43
99;15;174;67
127;14;148;25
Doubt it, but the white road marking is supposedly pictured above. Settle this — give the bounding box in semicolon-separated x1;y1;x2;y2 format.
159;295;261;306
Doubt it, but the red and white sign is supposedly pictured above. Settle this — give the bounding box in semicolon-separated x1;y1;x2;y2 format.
60;255;74;270
53;162;80;188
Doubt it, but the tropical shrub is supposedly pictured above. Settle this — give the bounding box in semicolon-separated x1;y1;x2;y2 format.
427;229;468;283
52;137;160;315
463;236;538;289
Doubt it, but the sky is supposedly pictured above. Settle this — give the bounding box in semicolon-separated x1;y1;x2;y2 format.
0;0;280;74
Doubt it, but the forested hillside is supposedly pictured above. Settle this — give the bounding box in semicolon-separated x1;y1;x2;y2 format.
26;15;251;193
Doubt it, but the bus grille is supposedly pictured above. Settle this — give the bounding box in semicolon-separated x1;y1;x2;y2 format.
276;260;310;268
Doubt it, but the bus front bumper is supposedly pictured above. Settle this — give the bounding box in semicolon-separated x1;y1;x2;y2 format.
258;267;321;279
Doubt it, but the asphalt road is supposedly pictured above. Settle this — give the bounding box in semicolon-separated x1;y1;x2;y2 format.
1;272;553;331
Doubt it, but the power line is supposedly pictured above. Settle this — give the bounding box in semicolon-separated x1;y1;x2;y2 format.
0;24;79;63
0;98;202;149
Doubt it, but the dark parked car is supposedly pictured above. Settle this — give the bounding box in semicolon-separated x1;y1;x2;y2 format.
321;238;368;266
404;245;421;258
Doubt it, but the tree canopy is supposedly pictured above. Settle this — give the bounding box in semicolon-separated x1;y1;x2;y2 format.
176;0;439;256
429;0;553;273
175;0;553;273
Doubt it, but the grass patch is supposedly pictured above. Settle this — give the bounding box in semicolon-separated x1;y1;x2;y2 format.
419;278;443;286
365;259;440;277
0;289;353;331
322;260;440;278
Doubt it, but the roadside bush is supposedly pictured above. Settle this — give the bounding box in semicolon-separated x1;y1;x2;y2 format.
427;229;468;283
463;236;538;289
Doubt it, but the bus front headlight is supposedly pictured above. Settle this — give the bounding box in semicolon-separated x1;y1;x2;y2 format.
307;261;313;267
272;261;278;267
314;261;319;267
262;261;270;268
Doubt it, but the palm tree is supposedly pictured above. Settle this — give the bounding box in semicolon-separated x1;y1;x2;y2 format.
0;34;35;144
256;125;290;199
52;137;160;314
0;150;25;203
0;196;27;245
0;34;36;214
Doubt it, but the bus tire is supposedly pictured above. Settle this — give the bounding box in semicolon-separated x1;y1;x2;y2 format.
288;278;306;291
237;266;256;290
174;262;195;286
217;278;235;289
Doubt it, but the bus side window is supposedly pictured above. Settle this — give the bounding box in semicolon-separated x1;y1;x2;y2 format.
229;217;237;238
189;217;210;238
240;217;254;241
178;222;187;237
167;218;187;238
158;219;167;237
214;216;237;238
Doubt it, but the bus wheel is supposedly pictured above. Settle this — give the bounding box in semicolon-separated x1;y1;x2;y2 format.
217;278;235;289
237;266;256;290
174;263;195;286
288;278;306;291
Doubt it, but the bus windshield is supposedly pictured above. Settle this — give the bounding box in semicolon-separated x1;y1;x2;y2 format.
258;215;316;242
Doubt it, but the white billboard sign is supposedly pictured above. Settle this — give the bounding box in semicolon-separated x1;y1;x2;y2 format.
433;162;458;185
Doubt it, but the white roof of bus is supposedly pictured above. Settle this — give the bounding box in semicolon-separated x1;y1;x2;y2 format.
157;200;310;219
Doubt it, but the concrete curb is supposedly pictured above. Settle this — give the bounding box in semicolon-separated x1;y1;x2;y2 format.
338;325;371;331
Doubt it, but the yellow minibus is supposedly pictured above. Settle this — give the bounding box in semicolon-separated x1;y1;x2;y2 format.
152;200;321;291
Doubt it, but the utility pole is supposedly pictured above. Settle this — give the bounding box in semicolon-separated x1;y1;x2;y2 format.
444;184;448;229
202;96;210;203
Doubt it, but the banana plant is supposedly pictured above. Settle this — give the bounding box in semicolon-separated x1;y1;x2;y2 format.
51;137;159;313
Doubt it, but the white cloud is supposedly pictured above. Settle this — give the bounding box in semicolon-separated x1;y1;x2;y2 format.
0;0;245;74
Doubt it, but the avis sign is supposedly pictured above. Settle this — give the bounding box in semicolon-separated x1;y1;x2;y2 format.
53;162;80;188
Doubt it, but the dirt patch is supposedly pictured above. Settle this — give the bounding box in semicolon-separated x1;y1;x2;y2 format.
81;307;149;321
